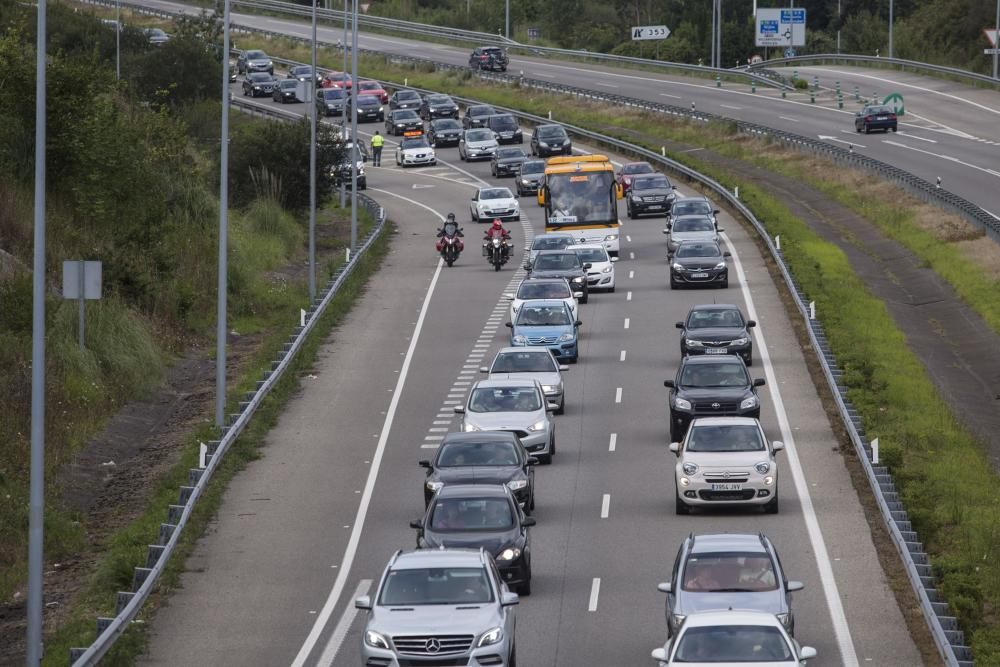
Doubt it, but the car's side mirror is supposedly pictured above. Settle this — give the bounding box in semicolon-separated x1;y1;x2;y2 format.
610;256;619;262
651;648;668;661
747;320;757;328
664;380;675;388
505;322;513;328
713;209;720;214
501;591;519;606
523;263;531;270
662;228;669;235
753;378;766;387
575;320;583;327
480;366;490;373
799;646;817;660
547;402;559;412
787;579;803;592
671;185;678;190
772;441;785;452
354;595;372;610
409;519;423;529
669;442;680;454
723;251;732;257
717;227;725;232
657;581;672;593
522;516;537;527
453;405;466;413
559;364;570;371
418;459;431;468
675;322;684;329
527;456;539;466
583;263;593;270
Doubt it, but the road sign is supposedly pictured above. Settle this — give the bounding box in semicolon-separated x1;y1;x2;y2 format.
883;92;905;116
62;260;103;351
986;48;1000;55
756;8;806;47
985;29;998;47
631;25;670;41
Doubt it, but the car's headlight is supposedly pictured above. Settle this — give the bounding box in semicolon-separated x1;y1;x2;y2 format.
672;263;683;271
715;261;727;269
541;384;558;394
512;335;527;345
671;614;686;628
732;337;749;346
364;630;389;649
754;462;771;475
497;547;521;562
426;480;444;492
396;123;405;127
378;106;384;112
507;480;528;491
630;193;640;201
674;397;692;411
527;419;547;432
266;60;273;67
685;339;703;348
538;141;548;147
477;626;504;647
571;277;584;284
605;234;618;241
764;475;775;485
601;266;613;273
776;613;791;629
740;395;759;410
464;422;481;432
682;462;698;475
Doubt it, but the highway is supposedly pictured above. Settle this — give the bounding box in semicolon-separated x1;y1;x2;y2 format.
140;83;922;665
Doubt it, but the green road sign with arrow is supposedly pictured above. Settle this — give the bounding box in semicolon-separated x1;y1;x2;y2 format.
883;92;905;116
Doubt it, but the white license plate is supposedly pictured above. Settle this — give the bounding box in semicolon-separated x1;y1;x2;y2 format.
647;205;663;210
711;483;742;491
704;348;727;354
877;116;887;120
691;272;709;278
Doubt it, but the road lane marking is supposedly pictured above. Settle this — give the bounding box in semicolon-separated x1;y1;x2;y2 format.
432;420;450;425
660;93;681;99
883;140;1000;179
619;350;626;361
623;318;630;329
626;291;632;301
424;435;444;441
625;235;632;242
428;428;448;432
588;578;601;611
420;444;439;449
778;116;799;123
601;494;611;518
615;387;622;403
720;104;743;110
629;251;635;259
608;433;617;451
628;270;634;279
316;579;373;666
896;131;937;143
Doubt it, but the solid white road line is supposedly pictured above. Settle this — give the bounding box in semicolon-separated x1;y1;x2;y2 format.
778;116;799;123
600;494;611;518
315;579;373;666
883;140;1000;179
720;232;859;666
608;433;617;452
587;578;601;612
615;387;622;404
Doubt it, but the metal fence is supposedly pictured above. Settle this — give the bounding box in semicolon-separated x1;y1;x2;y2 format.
750;54;1000;88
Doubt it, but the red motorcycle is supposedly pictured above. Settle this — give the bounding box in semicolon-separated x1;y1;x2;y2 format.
436;218;464;267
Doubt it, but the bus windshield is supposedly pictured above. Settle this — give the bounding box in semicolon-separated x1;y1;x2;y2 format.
546;171;616;225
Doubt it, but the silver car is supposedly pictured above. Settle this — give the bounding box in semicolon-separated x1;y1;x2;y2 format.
664;215;723;257
357;548;518;665
526;232;577;265
457;378;557;463
459;128;500;161
482;347;569;414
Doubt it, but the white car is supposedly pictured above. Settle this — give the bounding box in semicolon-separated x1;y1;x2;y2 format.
573;244;617;292
459;128;500;161
471;186;520;223
505;278;579;323
650;610;816;666
394;135;437;167
670;417;782;515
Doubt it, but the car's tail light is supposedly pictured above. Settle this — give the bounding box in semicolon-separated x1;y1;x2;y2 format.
865;115;873;122
889;113;897;119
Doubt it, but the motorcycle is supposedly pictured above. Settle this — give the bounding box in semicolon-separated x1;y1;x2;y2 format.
484;236;512;271
436;228;464;267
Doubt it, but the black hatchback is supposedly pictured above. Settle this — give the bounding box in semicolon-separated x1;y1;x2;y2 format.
525;250;590;303
677;304;756;366
463;104;497;129
664;355;765;441
670;241;730;289
419;432;536;509
428;118;463;147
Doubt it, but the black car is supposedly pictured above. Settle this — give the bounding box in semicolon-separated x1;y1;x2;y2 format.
670;240;730;289
388;89;422;111
287;64;320;86
463;104;497;129
677;304;756;366
855;104;897;134
349;94;384;123
626;174;677;218
316;87;347;116
668;196;719;228
531;124;572;157
516;159;546;196
385;109;423;136
491;147;528;178
428;118;463;147
331;141;368;190
525;250;590;303
241;72;276;97
272;79;300;103
418;432;536;509
469;46;509;72
411;484;535;595
664;355;765;441
486;114;523;144
420;93;460;120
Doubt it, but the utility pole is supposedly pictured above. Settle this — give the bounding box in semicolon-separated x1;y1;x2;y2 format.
350;0;359;253
505;0;509;40
308;0;317;302
115;0;120;80
27;0;48;662
888;0;894;58
994;0;999;79
216;0;232;428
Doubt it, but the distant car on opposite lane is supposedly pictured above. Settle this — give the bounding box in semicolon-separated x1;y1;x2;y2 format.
469;46;509;71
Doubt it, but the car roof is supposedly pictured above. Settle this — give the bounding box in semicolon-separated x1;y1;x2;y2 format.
689;532;767;555
689;303;741;312
674;195;711;203
512;299;568;308
680;609;783;628
391;548;487;569
494;346;556;356
535;249;577;257
441;431;519;444
435;483;512;499
689;416;761;428
473;377;541;389
681;355;746;366
517;277;570;286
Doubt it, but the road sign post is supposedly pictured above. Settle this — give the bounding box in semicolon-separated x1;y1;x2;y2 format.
62;260;102;351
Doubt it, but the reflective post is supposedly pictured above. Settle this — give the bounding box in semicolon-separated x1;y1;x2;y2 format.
309;0;317;301
505;0;509;40
216;0;232;428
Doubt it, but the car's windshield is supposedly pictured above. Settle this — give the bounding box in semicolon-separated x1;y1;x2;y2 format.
497;149;523;159
467;129;494;142
674;625;792;662
321;89;345;100
678;362;749;388
673;218;715;233
397;91;420;100
575;248;608;263
356;96;378;106
379;567;493;605
688;308;744;329
492;351;557;373
534;253;581;271
674;201;712;216
435;119;461;130
867;105;892;114
633;176;670;190
521;161;545;175
291;66;311;75
517;281;570;299
358;81;380;89
682;552;779;592
531;237;573;251
246;50;266;59
676;243;722;258
148;28;167;37
516;304;571;326
469;386;542;412
480;188;512;200
548;171;615;223
438;441;519;467
623;163;653;175
537;126;567;139
470;106;495;117
687;424;765;453
394;110;419;119
249;73;271;82
278;80;296;89
429;497;514;531
491;116;517;130
401;137;429;149
429;95;451;104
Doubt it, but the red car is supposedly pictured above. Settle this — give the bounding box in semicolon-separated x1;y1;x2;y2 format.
617;161;655;193
321;71;352;90
357;80;389;104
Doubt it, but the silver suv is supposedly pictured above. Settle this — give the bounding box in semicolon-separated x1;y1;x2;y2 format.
356;548;518;665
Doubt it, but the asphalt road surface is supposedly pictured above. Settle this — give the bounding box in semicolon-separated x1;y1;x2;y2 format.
141;85;921;665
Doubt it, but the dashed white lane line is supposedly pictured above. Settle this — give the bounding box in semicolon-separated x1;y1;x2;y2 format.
626;291;632;301
588;578;601;612
315;579;372;666
628;270;634;279
623;318;630;329
778;116;799;123
720;104;743;110
608;433;617;452
660;93;681;99
424;435;444;441
420;444;439;449
625;235;632;242
600;494;611;518
619;350;626;361
629;251;635;260
432;420;450;425
615;387;622;403
428;428;449;433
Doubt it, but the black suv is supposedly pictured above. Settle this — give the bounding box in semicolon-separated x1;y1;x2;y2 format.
677;304;755;365
463;104;497;129
664;355;765;441
385;109;423;135
531;124;572;157
470;46;509;71
420;93;459;120
626;173;677;218
486;114;523;144
419;432;536;509
525;250;590;303
428;118;463;147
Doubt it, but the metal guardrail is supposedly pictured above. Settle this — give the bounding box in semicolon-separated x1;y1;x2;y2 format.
749;54;1000;88
67;97;387;665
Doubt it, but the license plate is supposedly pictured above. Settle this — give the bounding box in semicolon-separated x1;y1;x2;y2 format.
691;272;709;278
877;116;887;120
705;348;727;354
711;483;742;491
647;205;663;210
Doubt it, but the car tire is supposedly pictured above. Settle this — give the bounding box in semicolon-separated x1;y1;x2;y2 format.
891;126;897;132
580;292;589;304
509;643;517;667
669;278;677;290
518;578;531;596
863;123;870;134
720;278;729;289
764;494;779;514
626;203;634;219
608;285;615;293
675;490;690;515
745;350;753;366
555;400;564;416
669;418;682;443
538;452;552;464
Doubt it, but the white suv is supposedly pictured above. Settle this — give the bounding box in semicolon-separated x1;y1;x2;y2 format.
670;416;782;515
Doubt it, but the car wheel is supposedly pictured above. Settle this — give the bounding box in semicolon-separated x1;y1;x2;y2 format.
675;490;690;515
608;285;615;293
530;145;536;156
626;203;634;219
855;124;861;133
745;349;753;366
891;126;897;132
863;123;870;134
764;493;779;514
720;278;729;289
537;452;552;464
518;578;531;596
580;292;589;304
549;435;556;457
669;278;677;290
555;400;565;415
509;643;517;667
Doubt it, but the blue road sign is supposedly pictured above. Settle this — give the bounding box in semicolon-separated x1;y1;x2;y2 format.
780;9;806;24
761;20;779;34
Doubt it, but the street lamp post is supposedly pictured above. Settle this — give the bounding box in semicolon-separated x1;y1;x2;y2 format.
994;0;999;80
116;0;120;80
505;0;509;40
350;0;358;253
308;0;317;302
888;0;894;59
216;0;232;429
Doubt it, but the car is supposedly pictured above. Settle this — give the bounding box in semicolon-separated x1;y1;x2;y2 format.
412;485;534;594
287;64;320;86
649;610;816;666
237;49;273;75
855;103;897;134
507;300;581;364
491;147;527;178
524;249;589;303
241;72;276;97
574;244;617;292
356;548;519;666
272;79;301;103
505;276;579;323
670;240;730;290
389;89;423;111
664;355;765;442
356;79;388;104
485;114;523;144
525;232;576;265
320;70;352;89
428;118;463;147
456;378;557;463
668;196;719;228
419;431;537;508
316;87;346;116
463;104;497;129
470;186;519;223
670;417;782;515
617;161;655;193
530;124;572;157
420;93;460;120
665;215;722;257
395;134;437;167
385;109;423;135
144;27;169;46
348;94;384;122
677;304;755;365
659;533;802;637
626;173;677;219
469;46;509;71
459;128;500;161
484;347;569;414
516;159;545;196
330;139;368;190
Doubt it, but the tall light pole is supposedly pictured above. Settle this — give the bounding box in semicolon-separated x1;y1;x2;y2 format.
504;0;509;40
994;0;999;79
216;0;232;429
115;0;120;80
888;0;894;58
27;0;48;662
308;0;317;302
350;0;358;253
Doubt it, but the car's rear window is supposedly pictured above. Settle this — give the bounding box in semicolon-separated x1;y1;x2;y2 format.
517;281;570;299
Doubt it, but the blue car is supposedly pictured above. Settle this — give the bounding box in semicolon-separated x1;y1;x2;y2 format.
506;300;581;363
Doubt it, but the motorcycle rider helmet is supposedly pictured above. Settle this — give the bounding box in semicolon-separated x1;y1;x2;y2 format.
491;219;503;230
446;212;456;222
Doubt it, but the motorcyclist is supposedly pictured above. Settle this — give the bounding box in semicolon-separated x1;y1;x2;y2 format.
483;219;512;257
437;213;464;239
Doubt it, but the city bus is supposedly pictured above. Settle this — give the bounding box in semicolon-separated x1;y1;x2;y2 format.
536;154;623;256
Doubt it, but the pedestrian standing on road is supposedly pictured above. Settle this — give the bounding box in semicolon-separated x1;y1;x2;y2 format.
371;131;384;166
